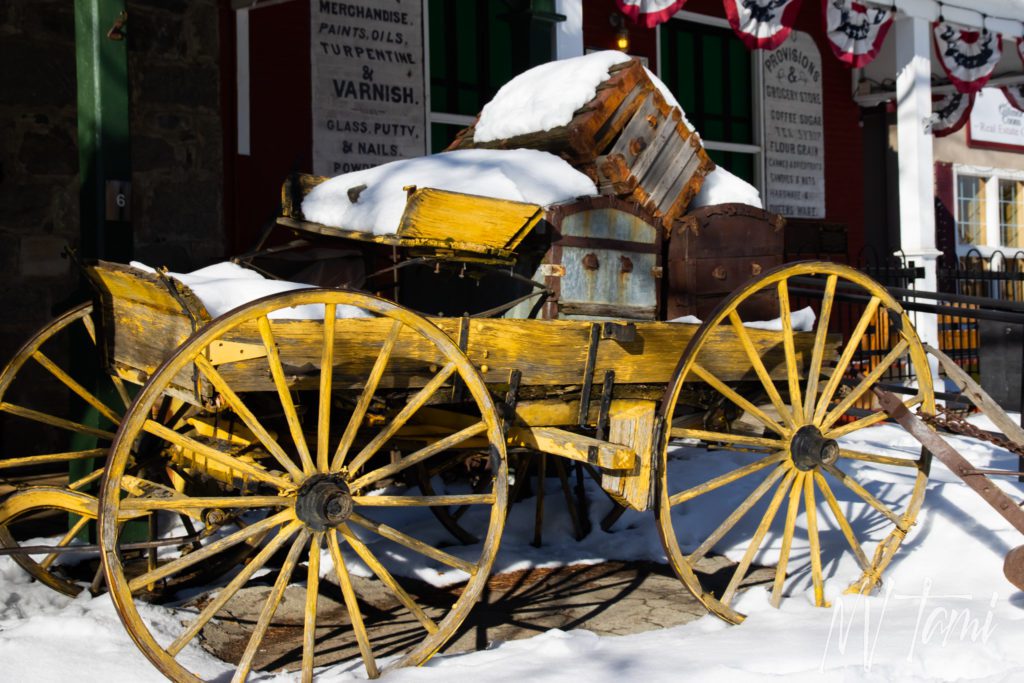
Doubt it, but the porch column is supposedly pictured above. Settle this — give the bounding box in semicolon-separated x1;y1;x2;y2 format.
894;14;941;349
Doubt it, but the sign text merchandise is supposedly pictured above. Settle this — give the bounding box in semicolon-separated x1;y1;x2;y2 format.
763;31;826;219
311;0;427;176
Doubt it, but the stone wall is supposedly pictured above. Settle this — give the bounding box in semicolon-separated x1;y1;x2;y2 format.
0;0;226;458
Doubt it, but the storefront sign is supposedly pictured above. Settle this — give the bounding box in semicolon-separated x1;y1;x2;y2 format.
763;31;825;219
968;87;1024;153
310;0;427;176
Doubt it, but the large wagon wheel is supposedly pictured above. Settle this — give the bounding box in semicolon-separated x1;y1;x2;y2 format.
98;289;508;681
657;262;933;623
0;302;131;595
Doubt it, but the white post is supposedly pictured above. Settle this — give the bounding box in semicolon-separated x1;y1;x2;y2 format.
555;0;584;59
894;14;941;351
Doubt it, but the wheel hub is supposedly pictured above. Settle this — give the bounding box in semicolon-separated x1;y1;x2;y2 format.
295;474;353;530
789;425;840;471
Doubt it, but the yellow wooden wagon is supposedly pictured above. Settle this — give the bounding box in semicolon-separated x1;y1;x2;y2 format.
0;181;933;681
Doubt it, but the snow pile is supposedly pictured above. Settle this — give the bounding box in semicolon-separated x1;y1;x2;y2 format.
301;149;597;235
473;51;696;143
129;261;371;320
474;51;632;143
5;416;1024;680
743;305;816;332
692;166;763;210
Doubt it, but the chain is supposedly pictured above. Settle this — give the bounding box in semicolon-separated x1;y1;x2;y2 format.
919;405;1024;459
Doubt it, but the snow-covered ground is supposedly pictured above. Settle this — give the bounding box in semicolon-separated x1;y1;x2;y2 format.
3;416;1024;682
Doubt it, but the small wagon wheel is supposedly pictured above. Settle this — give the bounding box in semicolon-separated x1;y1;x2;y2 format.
656;262;933;623
98;289;508;681
0;303;131;595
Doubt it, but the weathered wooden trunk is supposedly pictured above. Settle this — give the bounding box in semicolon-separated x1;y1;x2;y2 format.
666;203;786;321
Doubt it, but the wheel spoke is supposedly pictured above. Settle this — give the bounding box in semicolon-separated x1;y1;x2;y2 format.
689;363;787;437
68;466;106;491
0;448;107;470
770;472;805;607
350;421;487;491
814;470;870;571
721;467;797;605
839;448;920;468
40;515;92;570
669;426;784;451
804;473;828;607
337;523;439;634
352;493;496;507
824;395;922;439
813;296;882;424
257;316;315;476
194;355;306;481
670;451;788;506
127;510;293;592
0;401;115;440
31;350;122;425
327;531;379;679
119;494;292;512
688;463;790;564
821;463;901;526
233;529;310;683
331;319;402;471
348;511;476;575
167;520;302;656
777;280;804;423
344;362;457;475
317;305;336;472
302;533;322;683
727;310;795;428
820;339;910;433
142;419;294;491
79;311;129;409
803;274;837;422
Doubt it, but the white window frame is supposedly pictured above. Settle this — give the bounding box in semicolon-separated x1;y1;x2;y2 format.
657;10;766;194
953;164;1024;258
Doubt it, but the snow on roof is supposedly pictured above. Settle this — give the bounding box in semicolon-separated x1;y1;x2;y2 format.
691;166;763;210
129;260;371;320
301;148;597;236
473;51;634;143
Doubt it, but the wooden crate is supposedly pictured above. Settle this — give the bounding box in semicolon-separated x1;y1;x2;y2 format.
446;59;657;164
446;58;714;234
666;203;785;321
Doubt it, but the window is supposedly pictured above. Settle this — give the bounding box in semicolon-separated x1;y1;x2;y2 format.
426;1;557;152
954;168;1024;254
658;12;761;186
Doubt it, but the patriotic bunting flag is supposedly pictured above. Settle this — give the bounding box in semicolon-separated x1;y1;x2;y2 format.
1003;85;1024;113
823;0;893;68
1017;36;1024;64
933;23;1002;94
724;0;804;51
614;0;689;28
928;92;975;138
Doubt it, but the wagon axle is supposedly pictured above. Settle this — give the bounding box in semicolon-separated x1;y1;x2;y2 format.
789;425;840;471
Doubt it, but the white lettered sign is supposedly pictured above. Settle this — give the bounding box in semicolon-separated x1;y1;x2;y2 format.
968;87;1024;152
763;31;826;219
311;0;427;176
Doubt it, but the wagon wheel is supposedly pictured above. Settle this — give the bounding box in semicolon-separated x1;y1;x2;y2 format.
657;262;933;623
98;289;508;681
0;303;131;595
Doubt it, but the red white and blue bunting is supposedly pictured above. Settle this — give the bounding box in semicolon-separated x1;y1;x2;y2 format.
823;0;893;68
933;23;1002;95
928;91;975;138
1003;85;1024;113
724;0;804;50
614;0;689;29
1016;37;1024;65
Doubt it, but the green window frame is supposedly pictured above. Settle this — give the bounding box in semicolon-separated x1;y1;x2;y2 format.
658;12;762;187
426;1;558;153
